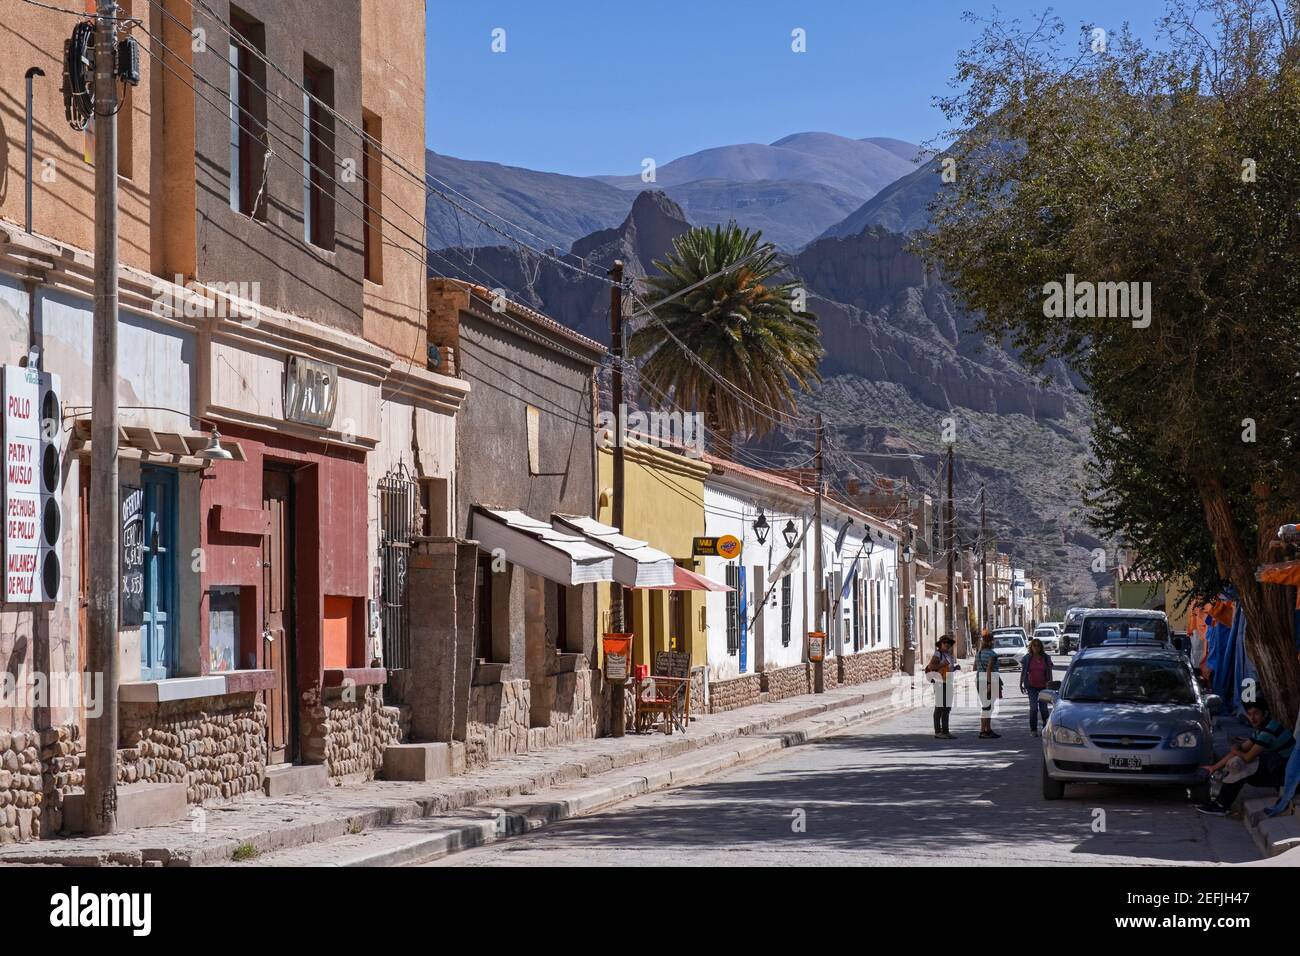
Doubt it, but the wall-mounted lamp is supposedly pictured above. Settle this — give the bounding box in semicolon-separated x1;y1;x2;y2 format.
753;509;769;545
781;519;798;548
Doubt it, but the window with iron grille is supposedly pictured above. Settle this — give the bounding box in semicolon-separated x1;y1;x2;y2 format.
378;466;419;669
781;575;792;646
725;564;739;655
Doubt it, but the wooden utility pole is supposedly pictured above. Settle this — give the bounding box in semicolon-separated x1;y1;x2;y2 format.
607;260;626;737
979;483;988;638
84;0;121;836
945;443;954;640
812;414;825;693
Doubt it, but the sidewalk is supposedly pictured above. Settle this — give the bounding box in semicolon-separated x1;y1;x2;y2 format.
0;673;937;867
1209;711;1300;860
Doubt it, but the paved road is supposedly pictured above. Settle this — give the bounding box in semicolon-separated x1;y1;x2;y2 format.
433;657;1259;867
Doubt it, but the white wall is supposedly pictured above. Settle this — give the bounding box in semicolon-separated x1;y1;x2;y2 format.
702;482;809;680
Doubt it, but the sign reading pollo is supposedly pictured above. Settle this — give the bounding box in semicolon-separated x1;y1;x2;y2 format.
4;366;61;603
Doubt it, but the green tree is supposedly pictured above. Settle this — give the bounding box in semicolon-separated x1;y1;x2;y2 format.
921;1;1300;716
629;223;822;455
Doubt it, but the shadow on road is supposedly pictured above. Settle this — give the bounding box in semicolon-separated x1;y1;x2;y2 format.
474;693;1254;866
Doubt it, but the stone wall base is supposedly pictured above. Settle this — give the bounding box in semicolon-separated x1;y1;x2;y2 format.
467;667;596;767
118;692;267;806
708;673;763;713
838;647;898;685
301;686;400;783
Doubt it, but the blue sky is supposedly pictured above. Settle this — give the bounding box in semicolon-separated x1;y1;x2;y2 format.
426;1;1168;177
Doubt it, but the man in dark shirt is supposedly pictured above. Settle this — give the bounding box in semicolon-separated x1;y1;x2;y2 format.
1196;699;1295;816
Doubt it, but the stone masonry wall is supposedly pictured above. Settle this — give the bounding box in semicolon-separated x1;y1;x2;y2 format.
118;692;267;805
467;678;530;768
708;673;763;713
528;667;595;751
839;648;898;686
39;725;81;839
0;729;50;843
302;685;400;783
761;663;811;702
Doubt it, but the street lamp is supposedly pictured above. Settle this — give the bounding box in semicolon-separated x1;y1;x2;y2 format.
753;509;769;545
781;519;798;548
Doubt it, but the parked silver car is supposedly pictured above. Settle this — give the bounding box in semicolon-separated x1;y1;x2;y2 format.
1040;646;1220;800
1032;624;1060;655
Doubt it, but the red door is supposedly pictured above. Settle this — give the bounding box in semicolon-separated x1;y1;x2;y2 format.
261;469;297;764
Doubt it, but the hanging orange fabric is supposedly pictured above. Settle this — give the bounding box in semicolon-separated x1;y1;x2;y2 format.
1257;559;1300;608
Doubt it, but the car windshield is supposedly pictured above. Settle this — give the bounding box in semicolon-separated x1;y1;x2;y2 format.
1034;630;1054;638
1081;618;1168;647
1061;658;1195;704
993;635;1024;647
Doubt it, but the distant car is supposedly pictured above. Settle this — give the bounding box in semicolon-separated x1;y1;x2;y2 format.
1060;607;1093;653
1033;625;1060;655
990;627;1029;670
1040;645;1221;800
1077;608;1171;651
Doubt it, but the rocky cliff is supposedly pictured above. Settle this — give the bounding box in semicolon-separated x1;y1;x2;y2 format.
431;191;1105;606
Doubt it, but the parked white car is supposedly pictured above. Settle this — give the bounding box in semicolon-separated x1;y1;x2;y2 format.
990;627;1029;671
1033;625;1060;655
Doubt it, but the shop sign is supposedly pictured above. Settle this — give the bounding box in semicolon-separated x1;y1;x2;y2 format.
120;483;144;627
284;354;338;429
4;366;61;603
603;633;632;682
808;631;826;663
692;534;743;559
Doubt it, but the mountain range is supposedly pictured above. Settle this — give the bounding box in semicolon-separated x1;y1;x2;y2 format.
425;135;1108;607
427;132;930;253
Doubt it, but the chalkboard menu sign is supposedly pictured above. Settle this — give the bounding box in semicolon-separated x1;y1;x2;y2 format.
120;483;144;628
654;650;690;678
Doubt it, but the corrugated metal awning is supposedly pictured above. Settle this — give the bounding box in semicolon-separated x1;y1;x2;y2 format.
471;507;614;585
552;514;677;588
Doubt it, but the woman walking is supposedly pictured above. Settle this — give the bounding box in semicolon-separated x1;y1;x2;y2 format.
975;631;1002;739
924;634;960;739
1019;638;1053;737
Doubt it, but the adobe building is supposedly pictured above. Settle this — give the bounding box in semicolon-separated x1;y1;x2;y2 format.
0;0;451;840
416;279;607;767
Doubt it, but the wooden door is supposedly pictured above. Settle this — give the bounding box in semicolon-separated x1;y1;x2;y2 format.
262;469;296;764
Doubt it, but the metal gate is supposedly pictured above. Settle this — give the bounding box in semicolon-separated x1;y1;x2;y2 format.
378;464;419;670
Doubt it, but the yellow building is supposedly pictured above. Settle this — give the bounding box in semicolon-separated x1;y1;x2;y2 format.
596;438;712;670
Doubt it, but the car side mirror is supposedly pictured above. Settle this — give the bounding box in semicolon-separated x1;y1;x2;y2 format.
1046;680;1061;691
1205;694;1223;716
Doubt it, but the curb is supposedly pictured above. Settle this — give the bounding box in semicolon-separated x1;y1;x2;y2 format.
0;676;930;867
243;690;907;867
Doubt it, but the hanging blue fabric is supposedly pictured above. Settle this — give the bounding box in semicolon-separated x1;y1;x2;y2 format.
1229;605;1257;714
839;557;859;604
1207;617;1233;702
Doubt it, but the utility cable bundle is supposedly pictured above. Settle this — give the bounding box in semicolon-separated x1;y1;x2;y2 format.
61;19;95;131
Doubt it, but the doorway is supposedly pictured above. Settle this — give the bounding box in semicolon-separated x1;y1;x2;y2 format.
261;467;298;764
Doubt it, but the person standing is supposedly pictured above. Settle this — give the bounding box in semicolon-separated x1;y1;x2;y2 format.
974;631;1002;739
924;634;960;739
1019;638;1053;737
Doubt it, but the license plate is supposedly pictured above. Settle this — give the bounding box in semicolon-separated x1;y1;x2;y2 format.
1109;756;1143;771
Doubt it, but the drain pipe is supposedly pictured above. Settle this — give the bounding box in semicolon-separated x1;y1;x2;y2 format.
25;67;46;234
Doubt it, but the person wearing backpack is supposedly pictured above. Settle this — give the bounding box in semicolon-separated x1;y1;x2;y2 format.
1019;638;1054;737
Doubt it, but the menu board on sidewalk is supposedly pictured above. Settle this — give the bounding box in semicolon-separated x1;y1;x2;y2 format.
120;482;144;628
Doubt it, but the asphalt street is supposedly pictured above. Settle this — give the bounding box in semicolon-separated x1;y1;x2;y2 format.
433;656;1260;866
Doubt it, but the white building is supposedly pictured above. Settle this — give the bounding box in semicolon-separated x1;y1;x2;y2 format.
700;457;902;705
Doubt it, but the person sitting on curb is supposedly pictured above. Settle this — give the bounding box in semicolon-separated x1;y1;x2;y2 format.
924;634;960;739
1196;698;1295;817
1019;637;1054;737
974;631;1001;739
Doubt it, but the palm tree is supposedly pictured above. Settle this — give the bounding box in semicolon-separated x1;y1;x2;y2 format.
628;222;822;456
